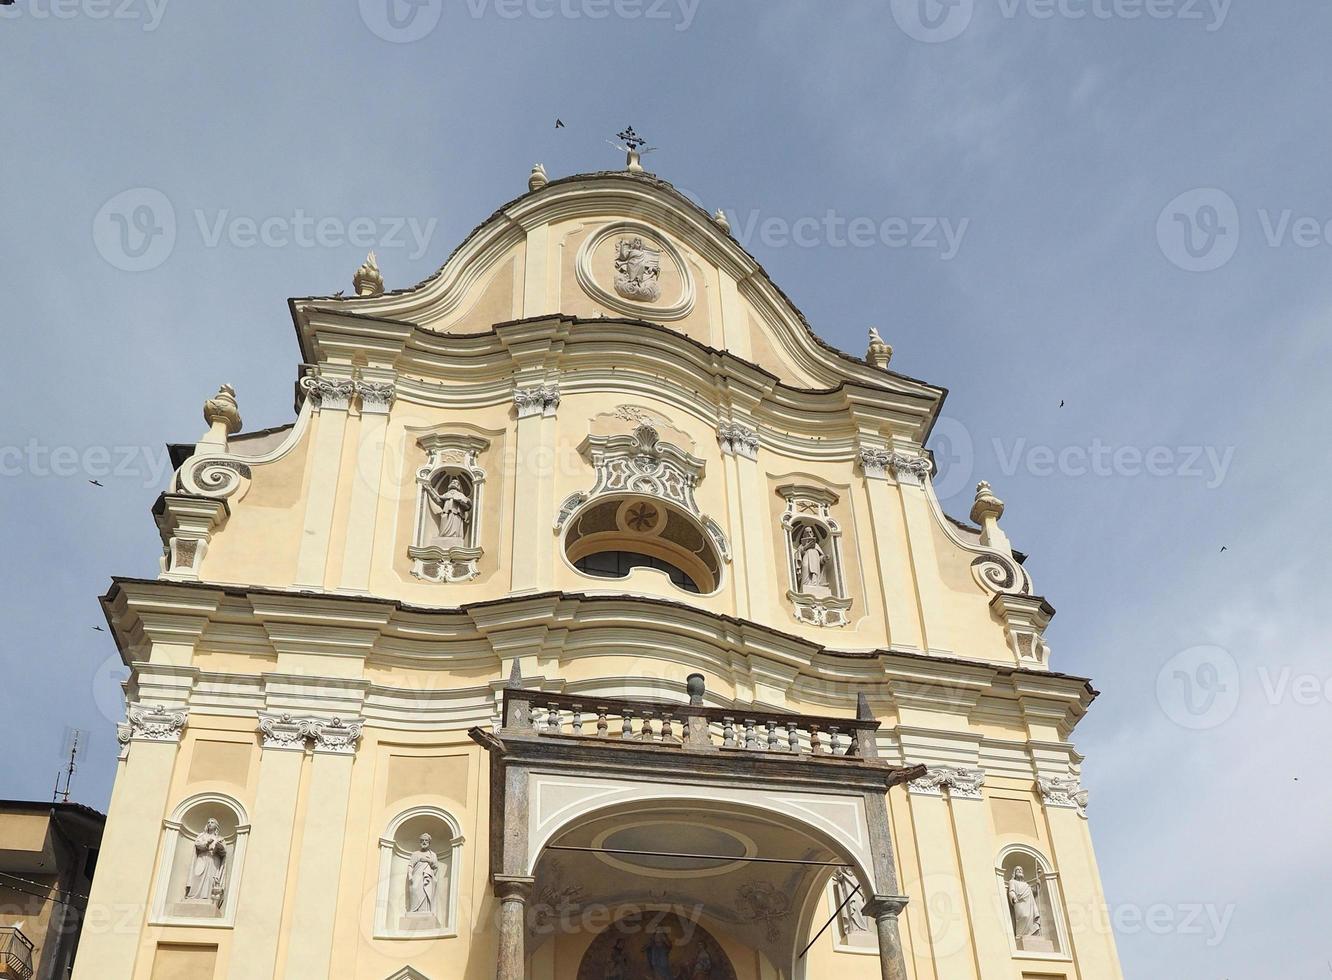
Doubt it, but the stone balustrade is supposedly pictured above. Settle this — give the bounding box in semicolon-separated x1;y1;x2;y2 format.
503;679;879;760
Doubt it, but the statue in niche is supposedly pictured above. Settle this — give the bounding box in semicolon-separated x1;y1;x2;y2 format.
794;525;830;596
425;476;471;549
184;818;227;908
405;833;441;918
1007;866;1042;941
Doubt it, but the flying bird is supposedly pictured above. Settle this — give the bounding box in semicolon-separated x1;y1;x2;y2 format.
1220;546;1228;553
1059;400;1065;408
88;479;103;487
91;626;104;632
555;119;565;129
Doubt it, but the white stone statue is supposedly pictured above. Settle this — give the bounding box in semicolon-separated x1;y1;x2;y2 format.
795;526;829;594
833;868;868;934
405;833;440;917
184;818;227;908
426;476;471;549
1007;866;1042;940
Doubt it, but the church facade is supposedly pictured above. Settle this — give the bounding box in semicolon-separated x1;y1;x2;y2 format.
78;150;1123;980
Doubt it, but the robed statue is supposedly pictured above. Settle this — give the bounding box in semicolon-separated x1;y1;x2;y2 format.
426;476;471;549
185;818;227;907
1007;866;1042;939
795;525;829;594
406;833;441;916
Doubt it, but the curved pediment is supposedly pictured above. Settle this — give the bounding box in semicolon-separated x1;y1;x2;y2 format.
289;168;941;407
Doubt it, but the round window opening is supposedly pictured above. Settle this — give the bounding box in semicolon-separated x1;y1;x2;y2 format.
564;497;721;595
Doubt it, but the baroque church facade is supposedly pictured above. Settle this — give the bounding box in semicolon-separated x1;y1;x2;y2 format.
78;149;1123;980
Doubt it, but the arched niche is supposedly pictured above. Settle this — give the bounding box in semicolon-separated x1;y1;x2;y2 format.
374;806;464;939
149;793;249;927
576;910;737;980
996;844;1067;958
778;485;852;627
408;433;488;583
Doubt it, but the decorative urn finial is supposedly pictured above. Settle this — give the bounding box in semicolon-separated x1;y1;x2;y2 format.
203;384;242;436
713;209;731;234
686;673;706;706
970;480;1005;525
529;162;549;191
353;251;384;297
867;327;893;369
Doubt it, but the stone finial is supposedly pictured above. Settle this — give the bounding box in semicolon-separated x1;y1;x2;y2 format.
507;658;523;689
857;692;873;721
203;384;242;436
353;251;385;297
529;163;549;191
686;673;706;706
713;209;731;234
971;481;1011;554
970;481;1005;524
867;328;893;369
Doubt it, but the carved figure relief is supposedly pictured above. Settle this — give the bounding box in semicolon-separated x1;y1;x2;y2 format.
997;848;1062;954
1007;867;1041;941
405;833;440;918
409;434;489;583
376;808;462;938
184;818;227;908
779;485;852;627
613;236;662;301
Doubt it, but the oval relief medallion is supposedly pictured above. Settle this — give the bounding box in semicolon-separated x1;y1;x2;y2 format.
575;220;696;320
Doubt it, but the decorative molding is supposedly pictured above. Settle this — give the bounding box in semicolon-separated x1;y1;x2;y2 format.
1037;776;1088;817
299;374;358;411
576;423;705;518
154;494;229;579
118;703;188;746
553;491;590;532
514;384;561;419
859;447;931;484
717;421;759;460
990;593;1053;668
907;765;985;800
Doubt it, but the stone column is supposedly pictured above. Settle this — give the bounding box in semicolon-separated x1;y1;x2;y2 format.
494;875;534;980
864;896;911;980
509;384;559;594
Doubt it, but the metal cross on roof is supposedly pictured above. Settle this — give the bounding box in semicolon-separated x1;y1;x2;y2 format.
616;126;647;151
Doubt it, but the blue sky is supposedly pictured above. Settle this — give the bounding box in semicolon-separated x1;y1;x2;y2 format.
3;2;1330;975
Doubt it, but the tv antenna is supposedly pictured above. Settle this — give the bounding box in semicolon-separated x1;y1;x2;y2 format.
53;728;86;804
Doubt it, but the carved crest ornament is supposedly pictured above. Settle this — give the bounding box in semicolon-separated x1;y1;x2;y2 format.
613;236;661;302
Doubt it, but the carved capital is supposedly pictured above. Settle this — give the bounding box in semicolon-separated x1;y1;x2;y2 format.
493;875;535;903
118;703;188;745
514;384;560;419
907;765;985;800
1038;776;1088;818
357;380;396;414
300;375;358;411
257;712;309;751
862;895;910;920
307;716;365;755
717;421;759;460
859;447;931;484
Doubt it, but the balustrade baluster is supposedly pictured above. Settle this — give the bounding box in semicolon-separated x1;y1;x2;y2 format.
743;719;758;750
572;705;584;735
722;717;737;748
766;720;780;751
621;709;634;739
546;704;560;734
597;709;609;738
828;726;842;755
787;721;800;753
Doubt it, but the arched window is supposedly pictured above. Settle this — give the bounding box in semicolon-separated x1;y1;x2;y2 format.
374;806;464;939
996;845;1067;957
149;793;250;927
564;497;722;595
